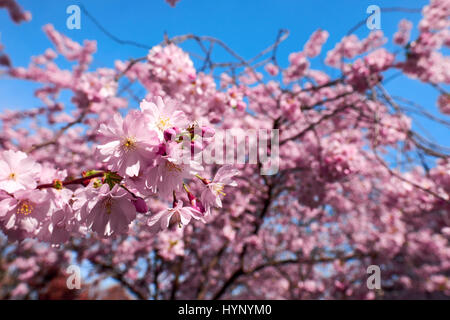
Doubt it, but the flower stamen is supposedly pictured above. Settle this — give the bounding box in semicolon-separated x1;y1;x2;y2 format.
212;183;226;196
122;137;137;151
165;161;182;173
156;116;171;131
16;201;33;216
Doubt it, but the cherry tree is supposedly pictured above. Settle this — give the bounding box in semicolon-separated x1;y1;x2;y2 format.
0;0;449;299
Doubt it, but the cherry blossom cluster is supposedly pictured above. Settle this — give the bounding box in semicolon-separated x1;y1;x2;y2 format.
0;96;239;242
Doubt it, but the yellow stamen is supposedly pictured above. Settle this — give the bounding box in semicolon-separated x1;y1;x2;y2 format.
122;137;136;151
165;161;182;173
156;116;171;131
212;183;226;196
9;173;16;180
169;240;178;249
16;201;33;216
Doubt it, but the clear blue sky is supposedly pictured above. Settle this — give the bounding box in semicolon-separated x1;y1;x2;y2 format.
0;0;448;155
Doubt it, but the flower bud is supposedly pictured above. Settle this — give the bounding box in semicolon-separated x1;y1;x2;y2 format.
191;200;206;214
163;127;177;141
201;126;215;138
236;101;246;111
188;194;205;214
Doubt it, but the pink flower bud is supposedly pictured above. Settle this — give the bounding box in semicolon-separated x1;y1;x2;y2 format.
201;126;215;138
191;200;206;214
190;196;205;214
164;127;177;141
236;101;246;111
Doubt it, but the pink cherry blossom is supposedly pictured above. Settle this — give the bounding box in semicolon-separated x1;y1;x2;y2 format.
201;165;239;214
156;228;185;261
0;150;41;193
97;110;159;177
145;141;203;198
140;96;188;139
437;94;450;114
147;200;203;233
394;19;413;46
0;189;49;238
76;184;137;238
304;29;329;58
37;205;75;244
264;63;279;76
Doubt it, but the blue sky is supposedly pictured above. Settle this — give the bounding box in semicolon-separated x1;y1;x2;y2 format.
0;0;448;157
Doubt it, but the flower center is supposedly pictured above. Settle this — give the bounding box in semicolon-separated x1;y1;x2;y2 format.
16;201;34;216
9;173;16;180
212;183;226;196
169;240;179;248
104;82;113;90
156;116;171;131
122;137;136;151
165;161;182;173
